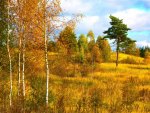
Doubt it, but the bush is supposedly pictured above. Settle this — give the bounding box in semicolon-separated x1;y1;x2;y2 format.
139;88;150;102
121;57;141;64
89;87;103;112
122;77;139;106
50;54;76;77
144;57;150;64
80;63;93;77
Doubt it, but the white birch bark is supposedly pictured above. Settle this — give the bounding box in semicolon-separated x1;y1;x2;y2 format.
44;0;49;105
18;28;21;96
17;0;21;97
18;42;21;96
7;0;12;107
22;28;25;97
21;0;26;98
45;29;49;106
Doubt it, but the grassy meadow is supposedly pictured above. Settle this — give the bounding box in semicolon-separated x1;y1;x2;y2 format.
46;63;150;113
1;52;150;113
2;0;150;112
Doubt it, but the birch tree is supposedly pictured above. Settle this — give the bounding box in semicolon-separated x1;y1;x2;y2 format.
13;0;80;108
42;0;62;106
13;0;27;98
7;0;13;107
16;0;21;97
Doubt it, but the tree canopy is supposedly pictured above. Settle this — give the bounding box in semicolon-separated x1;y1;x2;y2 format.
104;15;131;67
58;26;78;54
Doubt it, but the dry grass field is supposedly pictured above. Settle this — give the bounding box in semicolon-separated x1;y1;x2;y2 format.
1;53;150;113
45;63;150;113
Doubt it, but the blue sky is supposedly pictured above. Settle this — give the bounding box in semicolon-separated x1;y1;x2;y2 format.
61;0;150;47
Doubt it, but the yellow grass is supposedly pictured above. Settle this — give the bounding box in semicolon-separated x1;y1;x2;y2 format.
48;63;150;112
111;52;144;63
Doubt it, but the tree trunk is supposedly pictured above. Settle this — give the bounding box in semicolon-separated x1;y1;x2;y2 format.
22;35;25;97
44;1;49;106
18;35;21;96
22;0;26;99
22;37;25;113
7;31;12;108
7;0;12;107
92;54;94;76
116;41;119;67
17;0;21;98
45;29;49;106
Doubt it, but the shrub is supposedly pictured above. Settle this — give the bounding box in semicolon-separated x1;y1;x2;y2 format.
121;57;140;64
80;63;92;77
122;77;139;106
139;88;150;102
144;57;150;64
89;87;103;113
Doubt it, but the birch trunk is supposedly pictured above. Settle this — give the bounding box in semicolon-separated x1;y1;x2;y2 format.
22;30;25;97
45;30;49;106
18;33;21;96
7;0;12;107
22;0;26;98
17;0;21;97
44;0;49;106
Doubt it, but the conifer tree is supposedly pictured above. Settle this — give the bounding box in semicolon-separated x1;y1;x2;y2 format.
104;15;131;67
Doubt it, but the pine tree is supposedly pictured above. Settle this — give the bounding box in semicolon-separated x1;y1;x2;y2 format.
104;15;131;67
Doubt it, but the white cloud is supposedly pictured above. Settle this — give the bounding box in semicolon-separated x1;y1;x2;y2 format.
77;16;100;30
61;0;92;14
76;16;102;36
112;8;150;31
136;40;150;47
60;0;150;43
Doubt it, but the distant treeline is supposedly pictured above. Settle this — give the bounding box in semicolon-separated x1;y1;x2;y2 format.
139;46;150;58
47;26;149;61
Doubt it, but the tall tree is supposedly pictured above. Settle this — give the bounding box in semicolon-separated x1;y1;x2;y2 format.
48;40;56;52
0;0;13;107
14;0;26;99
78;34;88;52
41;0;62;106
91;44;102;63
78;34;88;63
22;0;26;99
7;0;13;107
43;0;49;106
126;43;139;56
139;46;150;58
13;0;43;103
87;30;95;42
96;36;111;62
120;39;139;56
144;50;150;59
87;30;95;54
0;1;12;110
58;26;78;54
104;15;131;67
